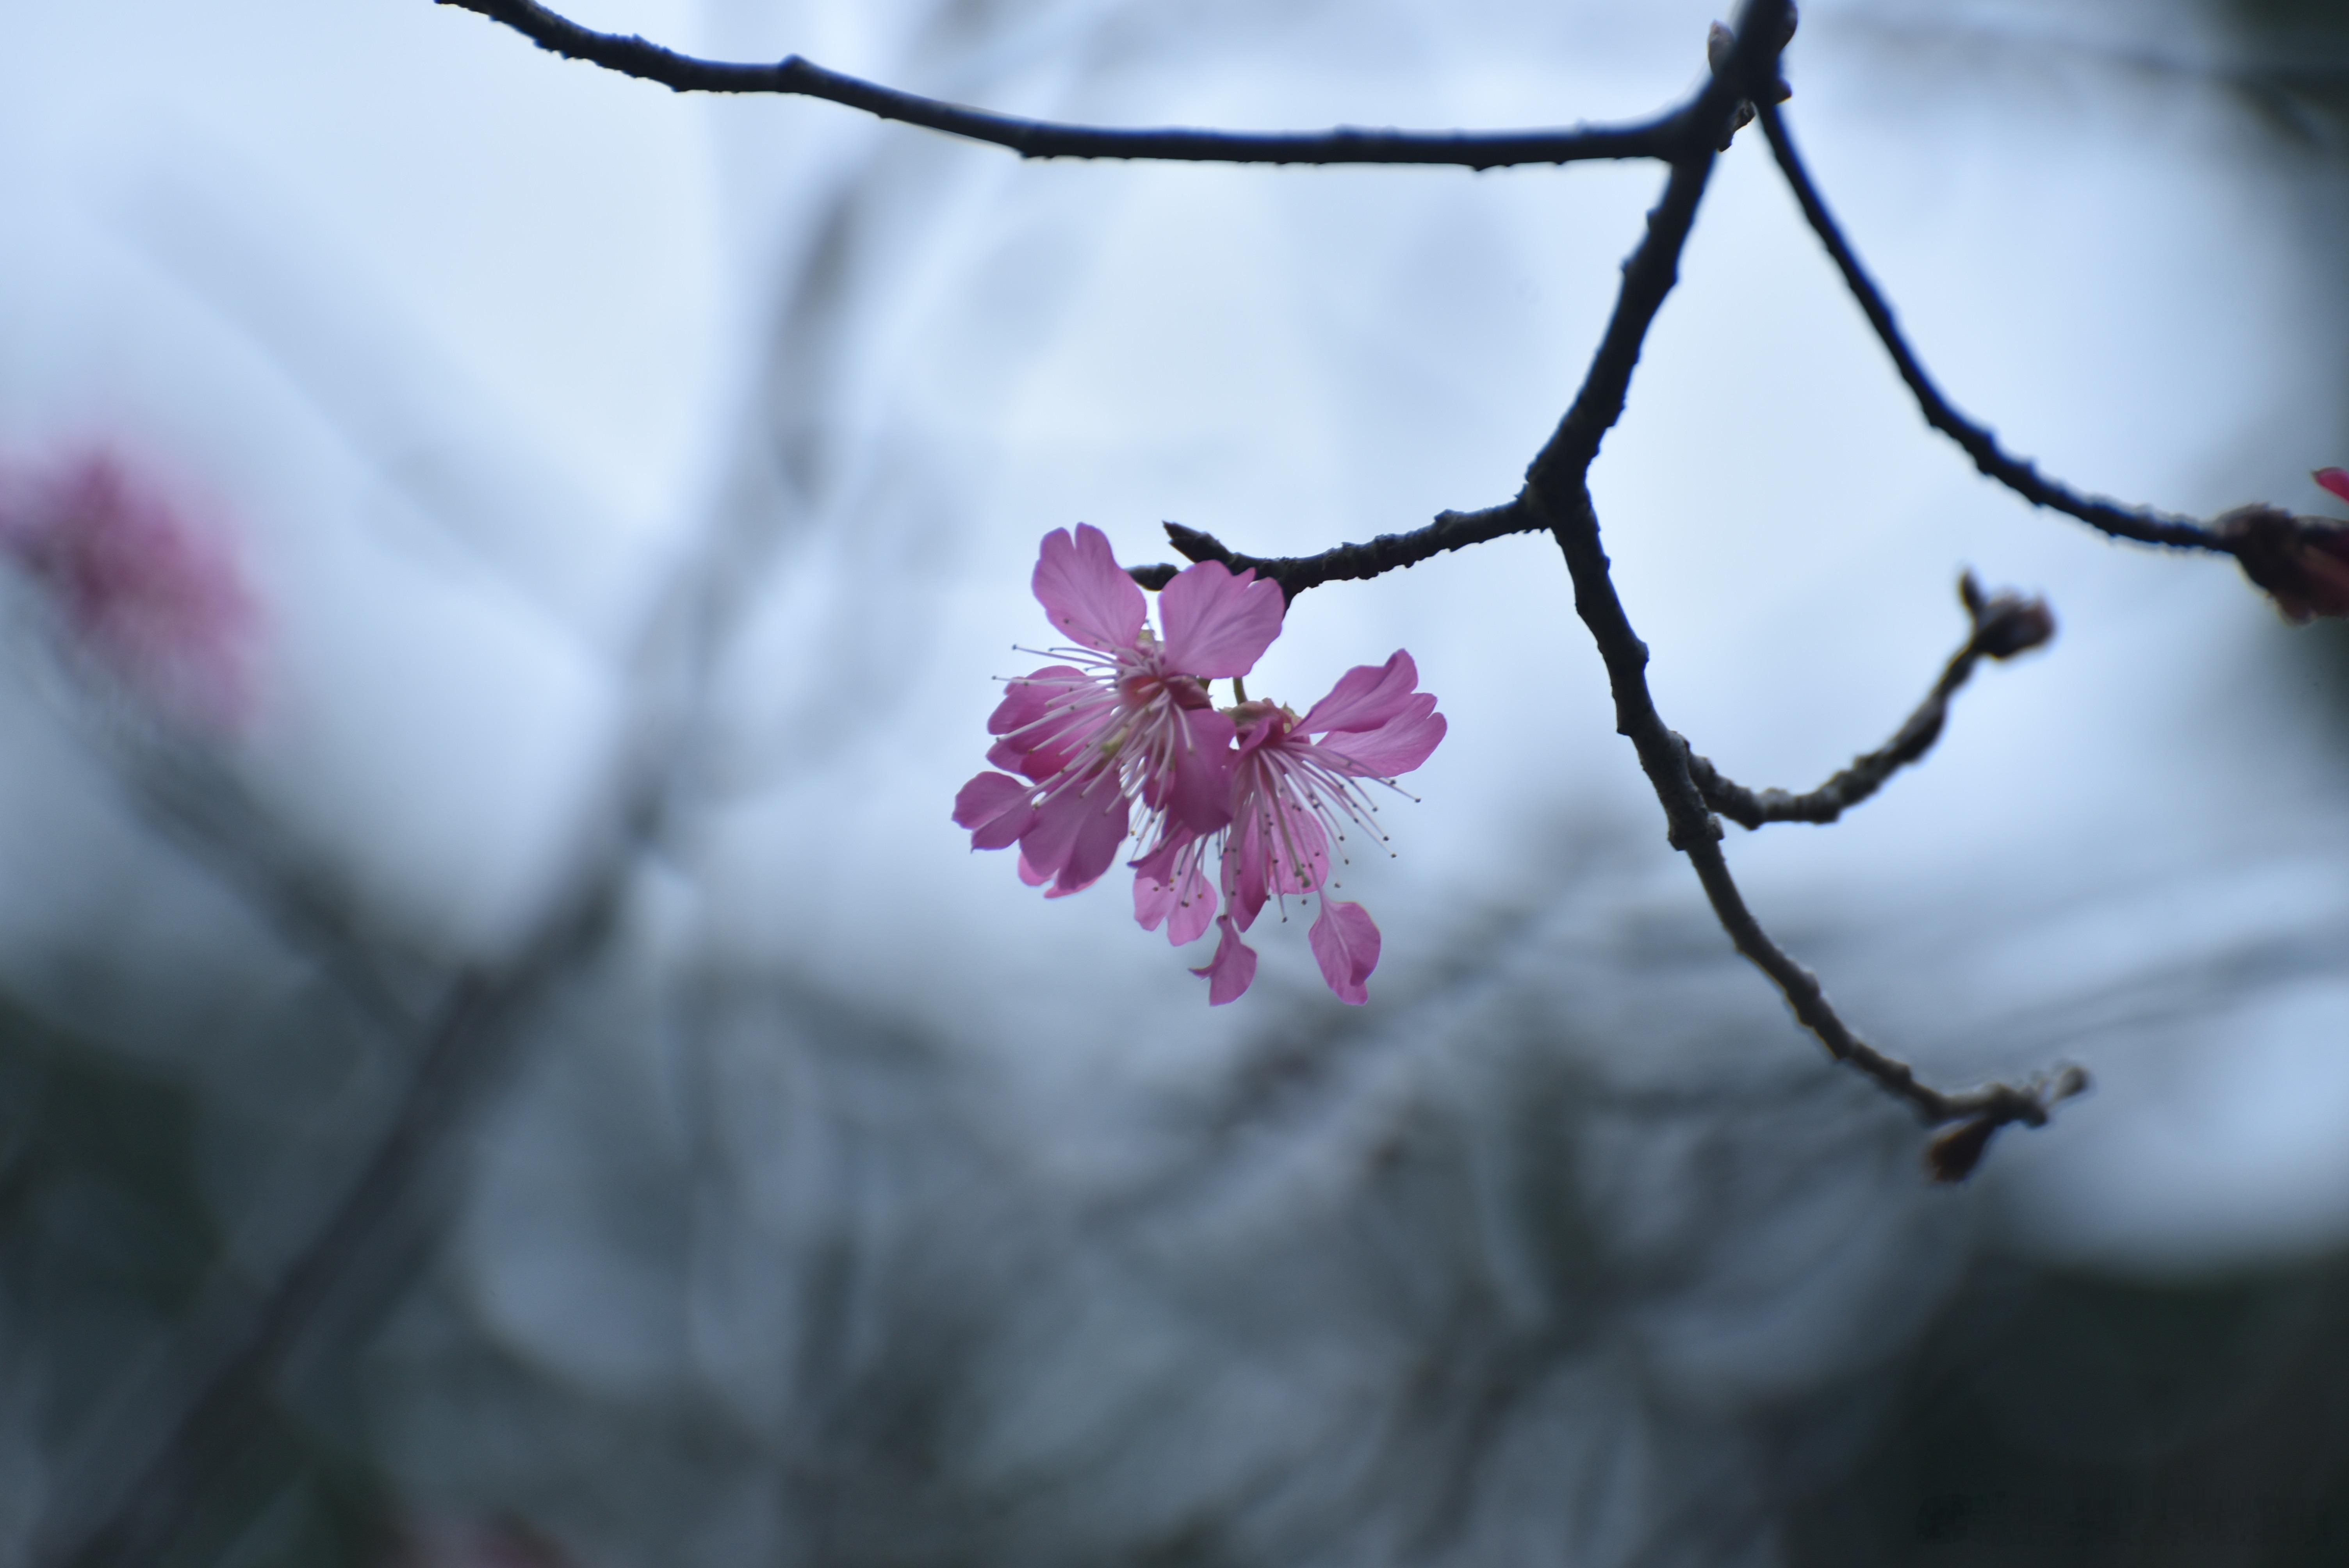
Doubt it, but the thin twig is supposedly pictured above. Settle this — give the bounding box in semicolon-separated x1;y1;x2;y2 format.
1128;503;1536;598
435;0;1688;170
1756;100;2227;554
1687;572;2055;829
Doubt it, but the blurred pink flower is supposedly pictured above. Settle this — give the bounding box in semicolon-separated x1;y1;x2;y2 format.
2318;467;2349;507
0;450;256;729
954;524;1282;896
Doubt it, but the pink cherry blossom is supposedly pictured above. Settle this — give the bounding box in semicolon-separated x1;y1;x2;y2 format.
955;525;1283;897
0;450;256;730
956;530;1445;1008
1191;650;1445;1005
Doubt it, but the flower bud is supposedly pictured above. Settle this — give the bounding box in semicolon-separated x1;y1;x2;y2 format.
1958;571;2056;659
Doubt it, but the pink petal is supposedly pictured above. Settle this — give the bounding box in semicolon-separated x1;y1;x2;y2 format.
1191;915;1259;1005
1319;704;1446;779
1296;657;1400;737
952;772;1035;850
1157;561;1285;678
1133;851;1182;932
989;667;1110;780
1308;899;1381;1005
1032;525;1146;652
1222;812;1271;932
1219;783;1329;930
1298;652;1445;778
2319;468;2349;506
1017;785;1128;895
1263;796;1331;900
987;665;1090;738
1131;835;1216;945
1057;789;1132;898
1158;706;1237;834
1297;651;1422;735
1164;864;1217;946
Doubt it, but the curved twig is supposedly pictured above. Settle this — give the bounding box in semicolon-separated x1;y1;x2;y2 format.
435;0;1690;170
1756;100;2226;554
1688;572;2055;829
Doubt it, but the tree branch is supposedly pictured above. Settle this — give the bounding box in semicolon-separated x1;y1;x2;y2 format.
434;0;1688;171
1539;475;2083;1181
1688;572;2055;830
1121;2;2090;1171
1756;100;2228;554
1126;2;2085;1178
1185;0;2086;1174
440;0;2093;1195
1127;502;1538;598
1527;1;2086;1171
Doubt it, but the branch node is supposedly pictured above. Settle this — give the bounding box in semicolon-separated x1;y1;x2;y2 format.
2217;503;2349;623
1924;1064;2090;1182
1960;570;2056;660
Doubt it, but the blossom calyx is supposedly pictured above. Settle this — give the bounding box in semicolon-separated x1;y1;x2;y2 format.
1706;7;1797;148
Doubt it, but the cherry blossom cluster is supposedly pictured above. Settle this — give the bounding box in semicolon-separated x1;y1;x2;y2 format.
955;526;1444;1005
